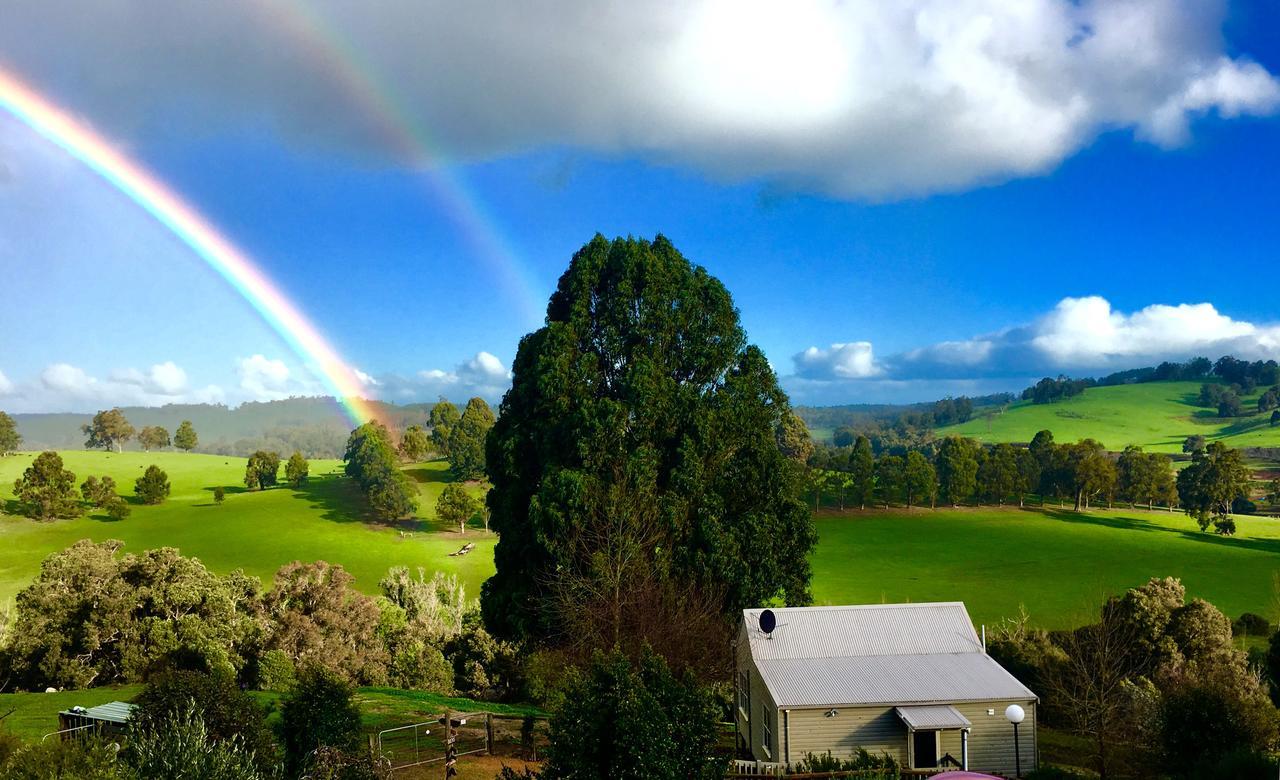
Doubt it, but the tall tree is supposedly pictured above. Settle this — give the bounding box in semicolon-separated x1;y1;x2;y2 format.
1177;441;1251;534
1060;439;1115;511
874;454;904;508
429;398;460;457
137;425;171;452
398;424;431;462
978;442;1020;505
447;397;495;480
244;451;281;491
481;235;815;643
436;482;480;535
82;408;135;452
902;451;936;508
776;410;814;463
0;410;21;455
173;420;198;452
847;435;875;510
1029;429;1058;502
343;422;418;521
936;436;979;506
12;451;82;520
285;451;309;488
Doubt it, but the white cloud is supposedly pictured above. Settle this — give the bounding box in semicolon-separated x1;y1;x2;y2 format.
378;351;512;403
793;342;880;379
0;0;1275;199
0;361;224;412
787;296;1280;403
353;368;380;388
237;354;292;400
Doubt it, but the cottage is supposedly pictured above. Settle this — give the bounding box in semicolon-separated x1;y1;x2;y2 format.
735;603;1037;777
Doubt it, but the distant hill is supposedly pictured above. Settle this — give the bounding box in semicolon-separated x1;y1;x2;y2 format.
940;381;1280;454
9;397;439;458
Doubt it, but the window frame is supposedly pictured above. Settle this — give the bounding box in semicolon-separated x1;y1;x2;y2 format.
737;669;751;720
760;700;772;757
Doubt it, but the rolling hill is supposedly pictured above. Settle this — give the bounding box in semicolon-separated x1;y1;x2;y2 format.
0;451;493;605
940;381;1280;453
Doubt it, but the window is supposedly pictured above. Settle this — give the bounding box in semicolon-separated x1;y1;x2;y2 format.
760;701;772;756
738;669;750;718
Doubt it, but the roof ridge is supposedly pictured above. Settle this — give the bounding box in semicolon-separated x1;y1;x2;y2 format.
742;601;967;614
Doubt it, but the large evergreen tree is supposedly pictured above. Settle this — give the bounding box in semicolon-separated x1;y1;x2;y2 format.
12;451;82;520
481;235;815;643
173;420;198;452
447;397;495;480
935;436;979;506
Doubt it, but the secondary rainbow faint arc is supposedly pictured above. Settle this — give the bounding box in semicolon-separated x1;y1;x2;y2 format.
0;66;381;429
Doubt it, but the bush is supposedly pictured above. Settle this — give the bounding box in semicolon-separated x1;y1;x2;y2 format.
541;648;723;780
282;665;363;779
1023;769;1088;780
388;640;453;692
127;706;270;780
794;749;898;773
213;486;226;504
444;612;524;701
105;497;131;520
259;648;297;692
1186;748;1277;780
130;668;277;773
0;738;132;779
1233;612;1271;637
134;465;171;505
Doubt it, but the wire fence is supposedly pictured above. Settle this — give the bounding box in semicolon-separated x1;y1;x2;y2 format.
374;711;550;773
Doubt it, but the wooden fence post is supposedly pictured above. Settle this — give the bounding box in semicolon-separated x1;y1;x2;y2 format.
486;713;494;755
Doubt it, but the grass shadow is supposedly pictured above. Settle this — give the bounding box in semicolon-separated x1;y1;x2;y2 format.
402;462;452;485
1040;507;1280;555
201;485;250;495
288;472;385;526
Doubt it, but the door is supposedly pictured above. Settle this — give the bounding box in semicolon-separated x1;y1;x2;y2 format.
912;729;938;769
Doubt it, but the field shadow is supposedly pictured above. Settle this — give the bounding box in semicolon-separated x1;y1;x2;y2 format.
402;462;451;485
287;473;371;524
1041;508;1280;556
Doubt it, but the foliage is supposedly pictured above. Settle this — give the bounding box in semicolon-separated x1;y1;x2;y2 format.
436;481;481;534
447;396;495;480
260;648;298;692
398;424;431;462
81;474;119;506
2;540;265;689
1177;441;1251;534
130;670;277;774
0;410;22;455
429;398;461;457
1023;375;1092;404
0;737;134;780
134;464;171;505
127;706;270;780
137;425;171;451
935;436;979;505
482;235;815;644
378;567;468;642
1232;612;1271;638
794;749;898;774
540;648;724;780
444;611;524;700
281;664;363;780
174;419;199;452
1116;445;1176;509
106;496;131;520
213;485;226;504
12;451;82;520
245;450;282;491
285;450;310;488
343;422;417;521
902;450;936;507
82;408;136;452
263;560;389;685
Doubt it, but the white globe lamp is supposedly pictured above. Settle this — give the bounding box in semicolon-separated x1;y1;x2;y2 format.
1004;704;1025;724
1004;704;1026;777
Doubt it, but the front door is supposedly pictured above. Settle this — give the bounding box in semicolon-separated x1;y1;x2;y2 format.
912;729;938;769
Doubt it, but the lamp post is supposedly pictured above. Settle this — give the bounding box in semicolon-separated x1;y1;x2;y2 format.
1005;704;1025;778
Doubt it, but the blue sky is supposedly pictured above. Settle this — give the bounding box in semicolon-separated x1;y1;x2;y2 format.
2;0;1280;412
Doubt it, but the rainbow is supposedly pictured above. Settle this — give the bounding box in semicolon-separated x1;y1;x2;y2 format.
254;0;546;325
0;66;382;429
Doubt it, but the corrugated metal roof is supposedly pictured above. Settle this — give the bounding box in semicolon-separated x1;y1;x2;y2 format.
895;704;972;730
743;603;982;661
60;701;136;724
757;652;1035;708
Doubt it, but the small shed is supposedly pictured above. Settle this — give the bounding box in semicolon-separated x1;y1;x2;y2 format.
57;701;136;738
735;603;1036;777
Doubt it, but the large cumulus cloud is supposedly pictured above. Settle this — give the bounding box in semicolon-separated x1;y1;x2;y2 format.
1;0;1276;199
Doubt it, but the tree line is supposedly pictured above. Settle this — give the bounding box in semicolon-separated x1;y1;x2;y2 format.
808;430;1256;534
1019;355;1280;408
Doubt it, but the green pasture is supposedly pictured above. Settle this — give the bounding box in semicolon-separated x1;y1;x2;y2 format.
941;381;1280;453
0;451;494;606
811;505;1280;630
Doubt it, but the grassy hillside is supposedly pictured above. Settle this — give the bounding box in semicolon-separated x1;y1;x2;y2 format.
940;381;1280;453
0;451;494;605
812;506;1280;630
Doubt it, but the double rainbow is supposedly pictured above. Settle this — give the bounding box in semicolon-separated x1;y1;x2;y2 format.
0;66;381;428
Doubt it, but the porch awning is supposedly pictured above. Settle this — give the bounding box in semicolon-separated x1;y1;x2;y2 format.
895;704;972;730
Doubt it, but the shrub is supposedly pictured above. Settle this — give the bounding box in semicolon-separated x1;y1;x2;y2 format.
444;612;524;700
105;497;131;521
281;665;363;779
213;486;226;504
130;668;277;773
794;749;898;773
134;465;171;505
1024;769;1088;780
1186;748;1277;780
127;706;269;780
1233;612;1271;638
0;738;132;779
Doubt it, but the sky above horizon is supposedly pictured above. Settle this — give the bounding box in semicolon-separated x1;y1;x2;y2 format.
2;0;1279;414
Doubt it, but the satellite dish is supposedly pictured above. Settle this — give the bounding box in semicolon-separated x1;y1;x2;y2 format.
759;609;777;635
